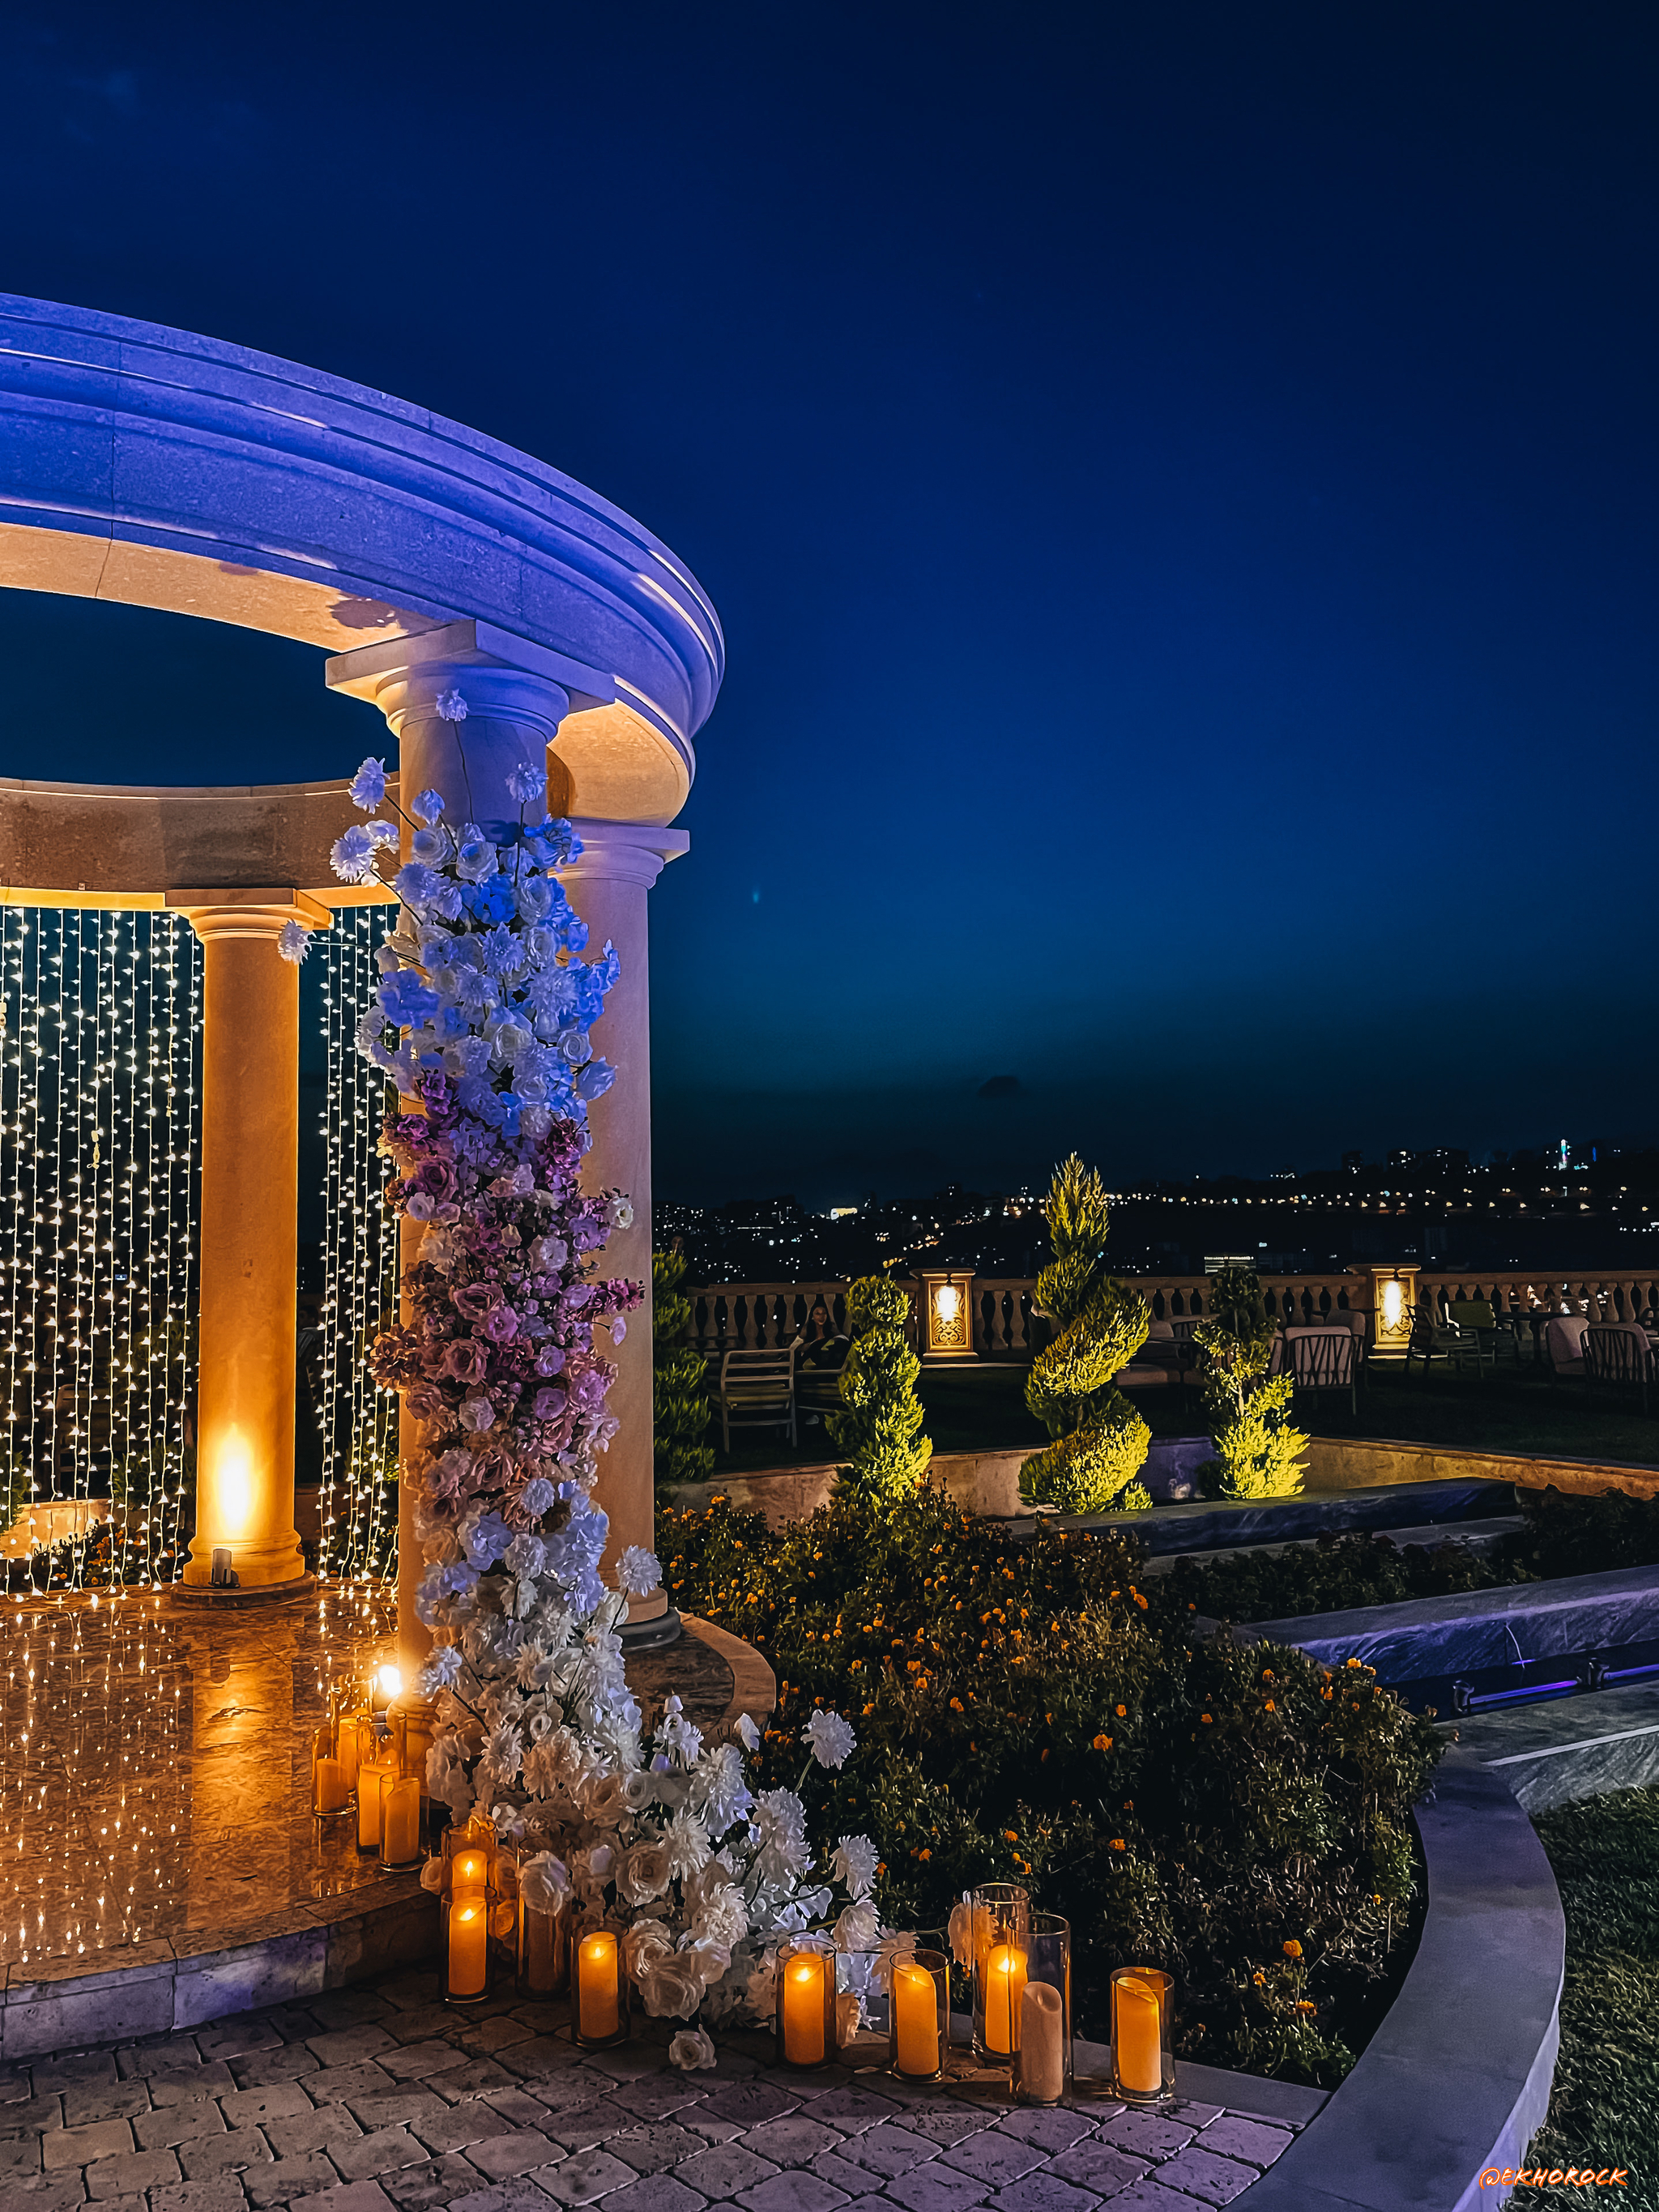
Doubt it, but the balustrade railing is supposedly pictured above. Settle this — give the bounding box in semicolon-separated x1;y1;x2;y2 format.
684;1272;1371;1357
682;1268;1659;1366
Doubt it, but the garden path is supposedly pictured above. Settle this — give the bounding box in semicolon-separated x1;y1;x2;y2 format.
0;1966;1317;2211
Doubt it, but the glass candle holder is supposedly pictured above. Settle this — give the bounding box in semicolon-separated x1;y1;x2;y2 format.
1012;1915;1072;2105
518;1895;571;1997
441;1886;493;2005
971;1883;1030;2061
1111;1967;1174;2106
835;1950;888;2057
888;1946;947;2083
776;1934;836;2069
574;1929;629;2048
309;1724;350;1821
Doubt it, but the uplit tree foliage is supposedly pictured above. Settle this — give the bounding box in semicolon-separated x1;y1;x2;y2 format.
1194;1264;1308;1498
829;1275;933;1507
1021;1155;1152;1513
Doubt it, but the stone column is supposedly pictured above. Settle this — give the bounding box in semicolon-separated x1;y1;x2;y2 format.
168;888;331;1588
326;626;691;1661
561;820;689;1639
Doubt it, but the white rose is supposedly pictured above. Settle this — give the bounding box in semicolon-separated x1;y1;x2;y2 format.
669;2027;717;2072
583;1772;629;1828
638;1951;706;2020
617;1841;674;1907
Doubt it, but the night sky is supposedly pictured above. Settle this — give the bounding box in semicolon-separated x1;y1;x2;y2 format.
0;4;1653;1206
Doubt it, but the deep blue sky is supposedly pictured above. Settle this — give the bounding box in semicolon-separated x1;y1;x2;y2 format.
0;3;1653;1205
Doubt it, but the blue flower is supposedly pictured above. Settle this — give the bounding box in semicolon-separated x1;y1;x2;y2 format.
506;761;547;805
330;825;377;883
348;757;388;810
436;688;469;722
276;920;312;965
378;970;441;1027
576;1058;616;1103
412;787;446;825
393;862;441;909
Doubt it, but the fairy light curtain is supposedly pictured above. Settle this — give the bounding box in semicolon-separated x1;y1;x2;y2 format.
312;901;399;1583
0;906;201;1586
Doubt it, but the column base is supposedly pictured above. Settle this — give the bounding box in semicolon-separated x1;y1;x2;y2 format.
617;1605;682;1652
170;1572;318;1609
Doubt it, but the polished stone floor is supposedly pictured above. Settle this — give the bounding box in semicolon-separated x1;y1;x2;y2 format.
0;1588;742;1975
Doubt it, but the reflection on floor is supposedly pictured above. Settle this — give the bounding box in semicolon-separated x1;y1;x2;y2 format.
0;1583;398;1974
0;1588;750;1979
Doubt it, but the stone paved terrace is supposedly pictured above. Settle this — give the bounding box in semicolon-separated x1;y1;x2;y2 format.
1;1966;1321;2211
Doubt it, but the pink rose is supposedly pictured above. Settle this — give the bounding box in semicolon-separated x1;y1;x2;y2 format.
441;1339;491;1384
404;1383;448;1423
453;1281;501;1322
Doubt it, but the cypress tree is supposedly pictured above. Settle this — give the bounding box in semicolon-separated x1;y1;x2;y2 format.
828;1274;933;1508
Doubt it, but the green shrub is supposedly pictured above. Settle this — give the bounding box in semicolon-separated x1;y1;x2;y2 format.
1021;1156;1153;1513
1159;1527;1518;1626
658;1485;1440;2086
827;1275;932;1507
1194;1265;1308;1498
652;1249;714;1487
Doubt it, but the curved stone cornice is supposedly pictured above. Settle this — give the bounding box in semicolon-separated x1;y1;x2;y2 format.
0;295;723;821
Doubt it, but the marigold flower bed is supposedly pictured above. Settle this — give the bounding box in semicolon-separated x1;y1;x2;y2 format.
659;1485;1441;2086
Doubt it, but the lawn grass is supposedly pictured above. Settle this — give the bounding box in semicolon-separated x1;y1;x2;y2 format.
1527;1786;1659;2206
709;1359;1659;1475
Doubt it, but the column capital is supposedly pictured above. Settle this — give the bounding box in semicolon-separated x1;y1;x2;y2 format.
560;820;690;891
325;619;575;746
166;888;333;944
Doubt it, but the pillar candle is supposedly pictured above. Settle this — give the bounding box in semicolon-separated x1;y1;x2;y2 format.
893;1959;940;2077
985;1941;1027;2056
381;1774;420;1866
1019;1981;1064;2102
311;1750;348;1818
337;1708;367;1791
577;1932;621;2041
781;1951;828;2065
357;1758;390;1851
452;1845;490;1893
448;1896;488;1999
1115;1973;1163;2095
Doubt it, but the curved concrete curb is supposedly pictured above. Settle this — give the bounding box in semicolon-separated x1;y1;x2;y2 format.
1239;1751;1563;2212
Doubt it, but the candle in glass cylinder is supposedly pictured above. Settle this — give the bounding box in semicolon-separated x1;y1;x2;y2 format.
1019;1982;1064;2102
1115;1973;1163;2095
451;1845;489;1894
447;1897;488;1999
380;1773;420;1867
356;1755;390;1851
985;1941;1027;2055
310;1727;348;1818
893;1958;940;2077
337;1705;365;1792
782;1951;828;2065
577;1933;621;2041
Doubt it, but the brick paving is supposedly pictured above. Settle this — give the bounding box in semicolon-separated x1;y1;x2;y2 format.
0;1967;1307;2210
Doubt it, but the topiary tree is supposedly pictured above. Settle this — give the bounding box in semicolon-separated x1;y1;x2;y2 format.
828;1274;932;1508
653;1248;714;1487
1193;1264;1308;1498
1021;1155;1153;1513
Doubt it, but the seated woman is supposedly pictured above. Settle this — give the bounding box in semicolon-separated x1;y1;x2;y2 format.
797;1295;850;1370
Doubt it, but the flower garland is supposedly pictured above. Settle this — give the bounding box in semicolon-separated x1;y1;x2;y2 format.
325;723;877;2045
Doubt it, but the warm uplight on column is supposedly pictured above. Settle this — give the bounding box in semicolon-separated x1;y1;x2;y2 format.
172;888;331;1588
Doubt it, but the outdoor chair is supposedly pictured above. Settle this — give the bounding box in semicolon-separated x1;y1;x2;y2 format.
1545;1315;1589;1383
1404;1306;1488;1377
1170;1317;1200;1343
716;1346;798;1452
1449;1299;1524;1370
794;1365;844;1422
1584;1323;1653;1415
1284;1324;1358;1415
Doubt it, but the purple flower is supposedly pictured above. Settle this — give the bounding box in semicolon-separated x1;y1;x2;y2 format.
441;1339;491;1385
452;1281;501;1322
532;1387;567;1421
481;1305;519;1345
405;1383;448;1422
534;1345;566;1377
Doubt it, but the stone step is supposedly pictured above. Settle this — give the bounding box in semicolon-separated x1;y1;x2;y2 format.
1447;1681;1659;1812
